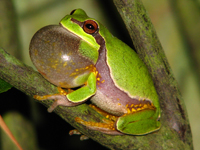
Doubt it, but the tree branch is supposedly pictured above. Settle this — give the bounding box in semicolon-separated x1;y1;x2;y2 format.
113;0;193;148
0;0;193;149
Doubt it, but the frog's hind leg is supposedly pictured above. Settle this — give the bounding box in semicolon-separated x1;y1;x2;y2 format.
75;117;123;135
75;104;123;135
89;104;118;122
116;109;161;135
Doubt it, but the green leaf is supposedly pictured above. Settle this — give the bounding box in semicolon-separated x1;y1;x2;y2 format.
0;78;12;93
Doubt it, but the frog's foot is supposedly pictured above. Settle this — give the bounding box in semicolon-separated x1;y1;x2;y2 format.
34;87;77;112
75;117;123;135
69;129;82;135
69;129;89;140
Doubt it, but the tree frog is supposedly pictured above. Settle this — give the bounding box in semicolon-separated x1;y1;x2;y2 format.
29;9;161;135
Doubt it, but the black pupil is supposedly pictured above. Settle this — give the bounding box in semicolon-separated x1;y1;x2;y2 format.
86;24;94;30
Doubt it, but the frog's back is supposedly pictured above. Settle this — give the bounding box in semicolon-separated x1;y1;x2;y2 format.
105;35;158;102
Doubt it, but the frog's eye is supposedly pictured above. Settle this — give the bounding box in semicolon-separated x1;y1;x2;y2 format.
70;9;76;15
83;20;98;34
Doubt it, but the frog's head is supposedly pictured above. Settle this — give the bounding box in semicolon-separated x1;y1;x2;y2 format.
60;9;101;50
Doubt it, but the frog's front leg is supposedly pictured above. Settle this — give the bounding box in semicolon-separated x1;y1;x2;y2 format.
34;72;96;112
34;87;78;112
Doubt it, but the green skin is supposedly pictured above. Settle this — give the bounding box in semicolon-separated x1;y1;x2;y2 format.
30;9;161;135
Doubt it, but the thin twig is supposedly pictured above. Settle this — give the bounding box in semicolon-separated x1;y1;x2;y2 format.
0;115;23;150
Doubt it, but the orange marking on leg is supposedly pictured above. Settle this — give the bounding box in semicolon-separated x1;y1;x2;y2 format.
89;104;118;121
75;117;115;131
34;87;70;101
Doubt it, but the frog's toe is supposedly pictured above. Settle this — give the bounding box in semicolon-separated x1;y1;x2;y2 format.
69;129;89;140
47;95;78;112
69;129;81;135
80;135;89;140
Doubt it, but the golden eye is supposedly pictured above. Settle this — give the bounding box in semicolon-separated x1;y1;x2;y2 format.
83;20;98;34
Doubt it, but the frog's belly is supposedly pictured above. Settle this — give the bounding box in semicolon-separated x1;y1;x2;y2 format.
91;44;140;116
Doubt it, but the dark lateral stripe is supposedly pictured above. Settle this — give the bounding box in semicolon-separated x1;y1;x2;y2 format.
70;18;105;49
